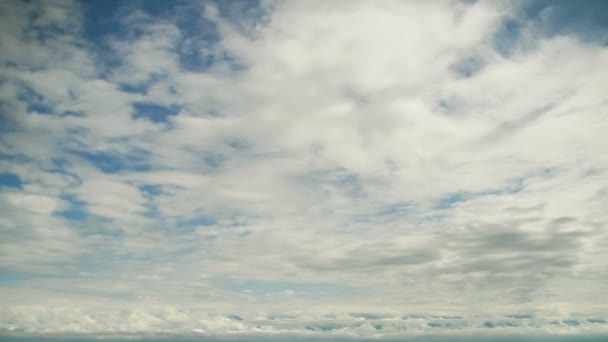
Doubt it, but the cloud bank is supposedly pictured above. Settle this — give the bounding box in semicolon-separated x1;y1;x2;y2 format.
0;0;607;337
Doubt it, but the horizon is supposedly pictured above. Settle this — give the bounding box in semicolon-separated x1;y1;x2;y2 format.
2;334;608;341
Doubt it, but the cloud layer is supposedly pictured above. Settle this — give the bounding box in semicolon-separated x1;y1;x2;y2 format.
1;0;607;337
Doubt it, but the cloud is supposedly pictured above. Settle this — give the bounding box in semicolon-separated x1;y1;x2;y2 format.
1;0;607;337
0;306;607;338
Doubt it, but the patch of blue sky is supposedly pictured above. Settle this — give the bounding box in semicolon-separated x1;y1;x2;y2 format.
132;102;181;124
182;49;244;75
352;202;413;223
483;321;518;329
26;102;53;114
492;17;523;57
28;8;77;44
177;215;216;228
118;73;170;95
17;86;53;114
139;184;162;197
588;319;607;324
61;110;84;117
0;269;31;286
139;184;179;220
142;203;162;220
522;0;608;43
24;98;82;117
65;126;90;143
0;113;19;133
0;153;31;164
79;0;131;76
427;321;461;329
375;202;413;217
0;123;16;136
177;0;263;72
434;192;468;210
72;149;151;173
203;151;225;168
220;278;353;296
561;320;581;326
214;0;268;31
80;0;226;74
335;173;361;192
434;178;524;210
169;214;217;235
46;157;68;172
54;193;87;220
118;82;149;95
448;55;485;79
0;172;22;189
38;158;81;183
492;0;608;57
174;7;222;72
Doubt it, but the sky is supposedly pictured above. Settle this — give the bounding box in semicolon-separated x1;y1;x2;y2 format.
0;0;607;338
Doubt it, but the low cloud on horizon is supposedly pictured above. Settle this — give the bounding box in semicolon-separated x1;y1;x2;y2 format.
0;0;607;338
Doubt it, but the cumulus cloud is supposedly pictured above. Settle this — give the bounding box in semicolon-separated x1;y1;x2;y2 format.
0;0;607;337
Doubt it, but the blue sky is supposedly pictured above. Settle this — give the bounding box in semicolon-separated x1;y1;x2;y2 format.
1;0;608;338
